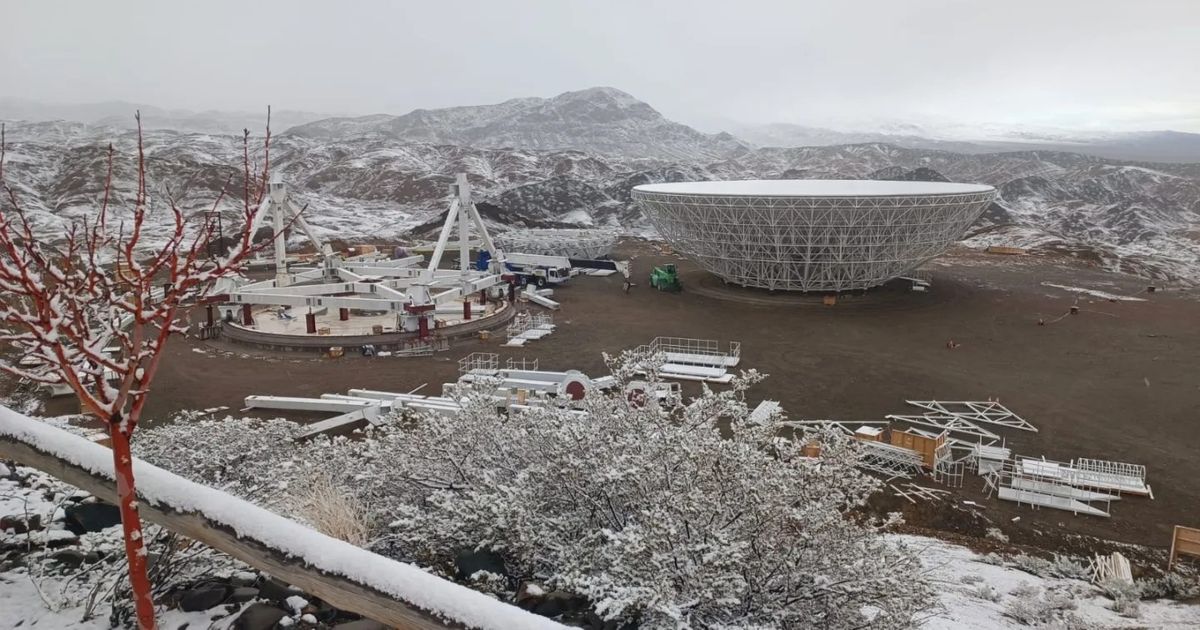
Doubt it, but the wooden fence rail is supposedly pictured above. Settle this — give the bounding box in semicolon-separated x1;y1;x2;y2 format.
0;406;564;630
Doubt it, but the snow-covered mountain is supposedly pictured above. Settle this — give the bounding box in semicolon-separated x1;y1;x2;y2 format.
2;93;1199;284
0;98;327;136
284;87;750;162
730;121;1200;163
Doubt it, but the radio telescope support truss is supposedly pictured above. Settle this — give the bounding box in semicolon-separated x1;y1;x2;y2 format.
221;174;503;331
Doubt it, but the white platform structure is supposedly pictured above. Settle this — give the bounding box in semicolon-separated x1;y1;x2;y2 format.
634;337;742;384
505;312;556;347
453;353;614;402
217;174;508;336
632;179;995;292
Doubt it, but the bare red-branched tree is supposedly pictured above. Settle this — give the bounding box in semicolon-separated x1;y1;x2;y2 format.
0;112;274;629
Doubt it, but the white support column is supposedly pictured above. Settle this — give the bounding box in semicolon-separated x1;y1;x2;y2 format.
423;199;460;284
272;196;288;288
457;173;471;275
468;202;499;260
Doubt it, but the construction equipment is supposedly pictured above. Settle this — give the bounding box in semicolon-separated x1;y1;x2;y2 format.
650;264;681;292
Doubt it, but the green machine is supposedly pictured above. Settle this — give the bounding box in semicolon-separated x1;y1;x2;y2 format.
649;264;681;292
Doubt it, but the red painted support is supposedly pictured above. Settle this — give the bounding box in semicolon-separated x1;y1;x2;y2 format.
205;304;215;327
339;307;350;321
478;289;487;305
306;312;317;334
241;304;253;326
463;300;471;321
417;316;429;339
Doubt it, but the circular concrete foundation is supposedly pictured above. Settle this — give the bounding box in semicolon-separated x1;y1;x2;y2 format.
218;300;518;352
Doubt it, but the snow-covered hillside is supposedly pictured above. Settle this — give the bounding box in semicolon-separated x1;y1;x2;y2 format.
3;91;1199;284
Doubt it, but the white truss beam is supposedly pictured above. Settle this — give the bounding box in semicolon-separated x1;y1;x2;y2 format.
906;400;1038;432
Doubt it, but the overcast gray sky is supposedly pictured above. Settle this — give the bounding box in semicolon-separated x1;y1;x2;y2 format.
4;0;1199;132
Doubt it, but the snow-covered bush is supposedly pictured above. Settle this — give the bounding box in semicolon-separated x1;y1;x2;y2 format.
1138;570;1200;600
970;583;1002;603
137;353;932;627
1010;553;1090;580
1003;583;1078;626
1099;578;1141;617
136;414;302;505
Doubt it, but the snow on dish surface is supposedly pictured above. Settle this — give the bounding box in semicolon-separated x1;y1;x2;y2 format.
633;179;995;197
0;405;566;630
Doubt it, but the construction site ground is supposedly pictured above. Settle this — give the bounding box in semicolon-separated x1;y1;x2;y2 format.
14;239;1200;560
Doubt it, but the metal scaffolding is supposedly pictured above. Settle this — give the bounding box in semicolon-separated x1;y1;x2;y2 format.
632;180;995;292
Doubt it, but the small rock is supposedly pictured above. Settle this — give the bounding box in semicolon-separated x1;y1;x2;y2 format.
333;620;388;630
233;603;288;630
228;586;260;603
285;594;309;614
43;528;79;548
258;577;304;604
0;515;31;535
300;614;317;624
63;502;122;535
50;548;87;568
180;582;231;612
230;571;259;587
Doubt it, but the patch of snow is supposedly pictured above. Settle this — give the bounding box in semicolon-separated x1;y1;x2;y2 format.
1041;282;1148;302
900;535;1200;629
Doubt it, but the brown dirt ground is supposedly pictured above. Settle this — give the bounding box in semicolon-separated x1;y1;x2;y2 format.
13;239;1200;557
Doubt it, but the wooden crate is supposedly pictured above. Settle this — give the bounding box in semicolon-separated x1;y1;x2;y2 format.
889;429;945;468
1169;525;1200;570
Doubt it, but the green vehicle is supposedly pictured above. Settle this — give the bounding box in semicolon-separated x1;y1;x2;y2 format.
649;264;681;292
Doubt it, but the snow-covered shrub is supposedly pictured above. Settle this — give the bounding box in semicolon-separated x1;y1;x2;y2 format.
1138;570;1200;600
970;583;1002;602
376;358;929;627
135;353;932;627
1010;553;1090;580
985;527;1009;543
1099;578;1141;617
1003;584;1078;626
136;414;303;505
980;552;1006;566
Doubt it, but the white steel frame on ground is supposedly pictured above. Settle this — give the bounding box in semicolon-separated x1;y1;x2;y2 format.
906;400;1038;432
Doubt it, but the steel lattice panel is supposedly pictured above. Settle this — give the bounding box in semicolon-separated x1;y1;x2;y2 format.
632;186;995;292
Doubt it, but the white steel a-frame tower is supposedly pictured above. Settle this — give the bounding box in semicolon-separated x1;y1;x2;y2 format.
246;174;334;286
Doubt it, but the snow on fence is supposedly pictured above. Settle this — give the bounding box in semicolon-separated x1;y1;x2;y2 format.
0;406;565;630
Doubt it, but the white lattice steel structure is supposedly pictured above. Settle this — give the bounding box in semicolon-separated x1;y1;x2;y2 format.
632;180;996;292
494;228;618;259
